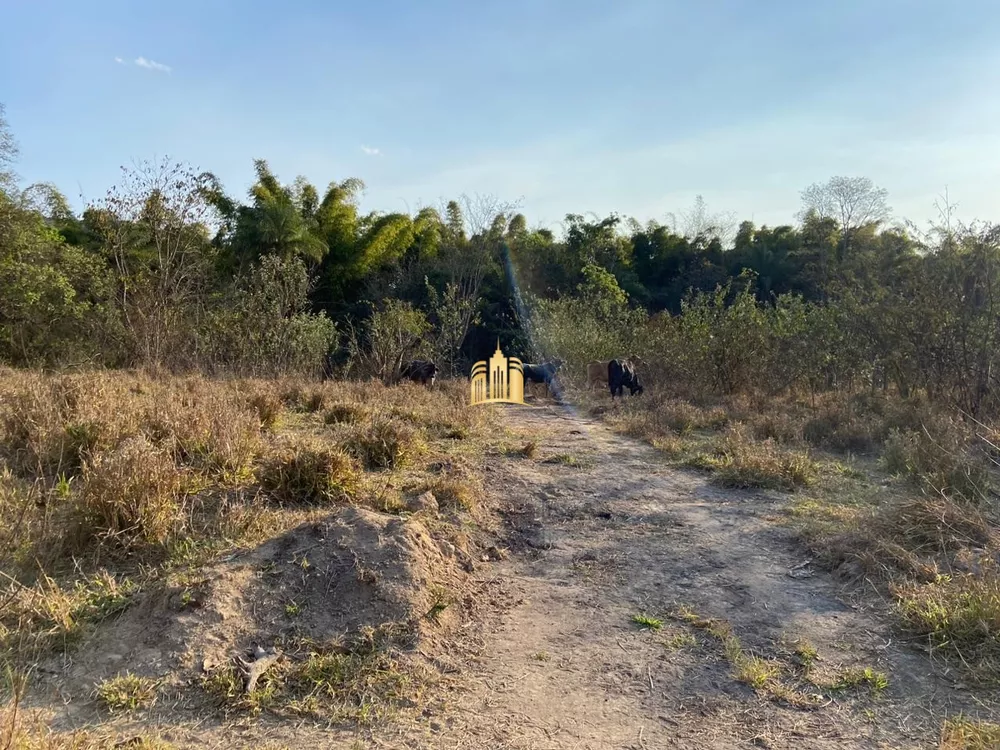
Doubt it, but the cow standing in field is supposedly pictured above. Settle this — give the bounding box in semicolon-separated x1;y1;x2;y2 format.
400;360;438;385
523;359;564;399
608;359;643;399
586;361;609;390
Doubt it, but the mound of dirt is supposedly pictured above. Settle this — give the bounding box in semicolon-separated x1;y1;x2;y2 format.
36;506;469;708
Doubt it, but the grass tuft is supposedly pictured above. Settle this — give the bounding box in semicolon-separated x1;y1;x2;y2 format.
882;427;991;503
704;424;817;490
831;666;889;694
631;613;663;631
894;571;1000;664
94;672;160;712
246;390;282;430
940;716;1000;749
77;436;185;551
413;476;478;512
324;403;365;425
259;441;360;506
344;415;422;471
0;571;139;656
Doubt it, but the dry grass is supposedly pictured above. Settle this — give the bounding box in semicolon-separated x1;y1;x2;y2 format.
797;491;1000;581
604;396;727;443
258;441;360;506
76;436;185;552
0;369;498;743
752;412;802;444
93;672;159;713
343;414;423;471
940;716;1000;749
245;388;283;431
0;370;489;565
0;570;138;659
789;483;1000;682
694;424;817;491
802;410;881;454
323;402;366;425
413;475;479;512
0;707;177;749
895;571;1000;666
0;377;131;478
883;427;992;503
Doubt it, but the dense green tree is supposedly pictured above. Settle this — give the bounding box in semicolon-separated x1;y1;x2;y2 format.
0;189;118;366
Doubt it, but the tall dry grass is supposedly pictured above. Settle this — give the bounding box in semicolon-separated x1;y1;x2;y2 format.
0;368;495;729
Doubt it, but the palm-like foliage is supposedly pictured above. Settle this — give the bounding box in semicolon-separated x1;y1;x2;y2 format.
203;160;331;269
245;160;328;263
201;160;445;309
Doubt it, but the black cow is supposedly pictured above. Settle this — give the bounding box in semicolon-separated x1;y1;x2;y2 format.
523;359;563;385
400;360;438;385
608;359;643;399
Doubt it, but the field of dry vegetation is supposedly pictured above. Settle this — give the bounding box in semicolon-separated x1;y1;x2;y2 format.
0;368;515;749
4;364;1000;748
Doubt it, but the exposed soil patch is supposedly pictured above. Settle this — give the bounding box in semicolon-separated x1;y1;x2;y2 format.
25;506;471;739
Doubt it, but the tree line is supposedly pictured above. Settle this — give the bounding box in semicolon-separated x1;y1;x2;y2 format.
2;102;999;417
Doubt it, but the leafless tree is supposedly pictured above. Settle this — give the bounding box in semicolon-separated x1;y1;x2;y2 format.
0;102;18;191
92;157;215;369
666;195;738;248
429;193;521;372
904;186;966;254
798;176;891;252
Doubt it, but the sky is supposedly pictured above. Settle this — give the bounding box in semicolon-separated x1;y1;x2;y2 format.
2;0;999;232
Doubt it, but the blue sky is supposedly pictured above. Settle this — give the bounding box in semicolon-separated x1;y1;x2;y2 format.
2;0;999;231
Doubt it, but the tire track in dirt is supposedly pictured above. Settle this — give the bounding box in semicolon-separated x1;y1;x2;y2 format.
420;403;992;750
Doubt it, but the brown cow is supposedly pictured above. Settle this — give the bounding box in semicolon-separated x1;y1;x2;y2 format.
586;361;609;390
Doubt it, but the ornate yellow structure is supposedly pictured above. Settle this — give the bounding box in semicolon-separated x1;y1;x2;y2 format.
470;341;525;405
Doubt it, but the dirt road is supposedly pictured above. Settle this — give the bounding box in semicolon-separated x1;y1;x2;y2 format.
413;403;988;750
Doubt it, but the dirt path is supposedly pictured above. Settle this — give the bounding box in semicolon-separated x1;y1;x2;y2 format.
411;403;988;750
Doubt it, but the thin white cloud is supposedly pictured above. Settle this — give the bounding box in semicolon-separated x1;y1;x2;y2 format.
361;145;381;156
134;56;171;73
114;56;124;64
